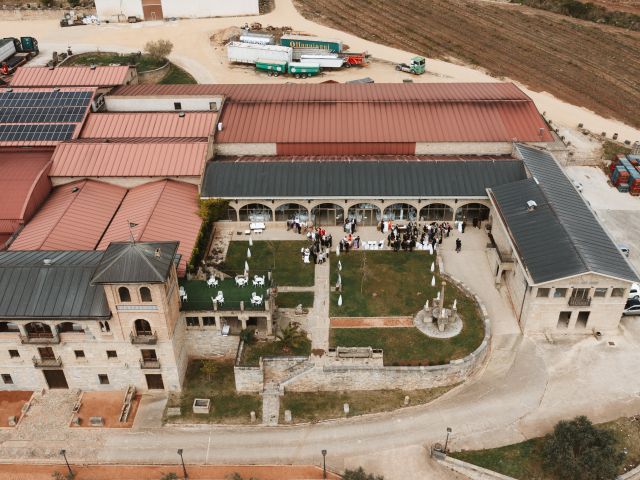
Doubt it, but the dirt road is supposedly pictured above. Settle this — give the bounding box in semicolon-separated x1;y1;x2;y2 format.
0;0;638;144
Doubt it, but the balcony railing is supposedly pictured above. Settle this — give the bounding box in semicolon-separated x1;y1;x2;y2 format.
139;359;161;369
569;296;592;307
130;331;157;345
20;333;60;344
32;356;62;368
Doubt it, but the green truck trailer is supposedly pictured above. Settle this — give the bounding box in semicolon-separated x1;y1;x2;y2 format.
255;59;288;76
255;60;320;78
280;34;342;53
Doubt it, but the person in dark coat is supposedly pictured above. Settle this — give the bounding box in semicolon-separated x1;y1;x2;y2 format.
456;238;462;253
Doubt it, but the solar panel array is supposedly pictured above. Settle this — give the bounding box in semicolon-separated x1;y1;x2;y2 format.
0;90;93;143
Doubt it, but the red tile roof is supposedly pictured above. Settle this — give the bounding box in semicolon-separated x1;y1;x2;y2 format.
10;180;127;251
80;112;217;139
0;149;53;234
49;140;209;177
109;83;553;143
98;180;202;276
10;66;133;88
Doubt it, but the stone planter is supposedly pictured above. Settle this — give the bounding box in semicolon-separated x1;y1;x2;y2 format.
192;398;211;414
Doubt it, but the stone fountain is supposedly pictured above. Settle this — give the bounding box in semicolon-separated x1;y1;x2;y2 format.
414;281;463;338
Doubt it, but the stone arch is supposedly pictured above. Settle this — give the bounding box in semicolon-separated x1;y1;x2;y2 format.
346;203;382;226
134;319;153;336
238;203;273;222
383;203;417;222
24;322;53;337
140;286;152;302
455;202;491;225
118;286;131;303
57;322;84;333
310;203;345;226
274;203;309;222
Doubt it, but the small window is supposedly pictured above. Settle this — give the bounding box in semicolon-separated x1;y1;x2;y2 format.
104;321;111;333
174;102;182;110
611;288;625;297
594;288;607;298
186;317;199;327
557;311;571;328
537;288;550;298
576;311;590;328
203;316;216;327
554;288;567;298
106;350;117;359
2;374;13;384
209;101;218;111
98;374;109;385
0;322;19;332
8;350;19;359
74;350;85;359
140;287;152;302
118;286;131;303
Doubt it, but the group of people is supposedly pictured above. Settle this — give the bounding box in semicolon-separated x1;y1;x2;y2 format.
383;221;454;252
301;227;334;264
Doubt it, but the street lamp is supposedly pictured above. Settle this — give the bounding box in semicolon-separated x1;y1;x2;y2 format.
59;449;73;477
321;449;327;479
444;427;452;453
177;448;188;479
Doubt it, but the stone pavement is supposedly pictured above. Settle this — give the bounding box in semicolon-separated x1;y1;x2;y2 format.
307;262;330;350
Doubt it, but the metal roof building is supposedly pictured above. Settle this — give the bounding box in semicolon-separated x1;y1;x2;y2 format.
80;112;217;139
10;66;136;88
0;250;109;319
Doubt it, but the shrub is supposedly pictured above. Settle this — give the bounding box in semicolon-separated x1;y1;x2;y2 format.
239;328;256;344
343;467;384;480
145;39;174;59
188;199;229;273
542;416;624;480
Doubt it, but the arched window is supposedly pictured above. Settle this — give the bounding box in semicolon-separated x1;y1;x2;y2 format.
134;319;152;336
104;321;111;333
24;322;53;338
383;203;416;222
118;286;131;303
275;203;309;222
238;203;273;222
140;287;152;302
310;203;344;226
0;321;19;333
455;203;490;223
225;206;238;222
347;203;381;226
420;203;454;221
57;322;84;333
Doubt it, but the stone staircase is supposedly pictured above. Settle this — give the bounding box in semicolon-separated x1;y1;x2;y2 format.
261;382;281;426
260;358;315;425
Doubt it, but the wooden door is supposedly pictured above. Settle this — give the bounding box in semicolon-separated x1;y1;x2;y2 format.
43;370;68;389
145;374;164;389
38;347;55;359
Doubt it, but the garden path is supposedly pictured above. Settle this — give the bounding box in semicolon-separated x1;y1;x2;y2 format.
307;263;330;350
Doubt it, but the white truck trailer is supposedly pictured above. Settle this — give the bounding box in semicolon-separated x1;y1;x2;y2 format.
227;42;292;65
300;54;345;68
0;38;17;63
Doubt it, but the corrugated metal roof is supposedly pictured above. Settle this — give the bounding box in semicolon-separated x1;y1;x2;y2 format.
511;144;638;283
0;250;110;319
80;112;217;139
97;180;202;276
201;158;527;198
91;241;179;284
10;66;133;88
49;140;209;177
9;180;127;251
0;150;52;233
109;83;552;144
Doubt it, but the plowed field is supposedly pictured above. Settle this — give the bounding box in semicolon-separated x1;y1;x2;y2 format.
294;0;640;129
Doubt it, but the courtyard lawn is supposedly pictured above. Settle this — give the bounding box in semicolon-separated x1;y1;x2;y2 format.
66;52;166;72
159;64;197;84
330;251;454;317
224;241;314;287
452;416;640;478
165;359;261;424
179;278;268;312
330;325;483;366
280;385;457;423
276;292;314;309
240;337;312;367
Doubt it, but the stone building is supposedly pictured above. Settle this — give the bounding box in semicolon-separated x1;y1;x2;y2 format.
487;145;638;333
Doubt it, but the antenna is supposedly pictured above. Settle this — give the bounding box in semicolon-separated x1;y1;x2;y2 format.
127;220;138;245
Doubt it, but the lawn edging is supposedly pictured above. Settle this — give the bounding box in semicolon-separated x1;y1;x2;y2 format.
434;454;518;480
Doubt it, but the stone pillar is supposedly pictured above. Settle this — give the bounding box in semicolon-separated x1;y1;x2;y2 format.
241;318;247;330
215;315;222;331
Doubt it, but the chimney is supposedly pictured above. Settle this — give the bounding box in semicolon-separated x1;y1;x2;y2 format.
43;259;52;266
154;248;161;258
526;200;538;212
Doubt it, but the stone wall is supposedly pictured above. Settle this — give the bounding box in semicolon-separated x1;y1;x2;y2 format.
138;62;170;84
234;366;263;392
184;328;239;358
435;455;517;480
0;7;94;20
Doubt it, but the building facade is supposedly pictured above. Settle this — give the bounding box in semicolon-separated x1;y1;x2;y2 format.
94;0;259;22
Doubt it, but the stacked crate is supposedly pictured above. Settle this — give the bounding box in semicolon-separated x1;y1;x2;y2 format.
610;154;640;196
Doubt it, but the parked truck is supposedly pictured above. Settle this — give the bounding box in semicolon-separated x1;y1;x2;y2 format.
300;54;344;68
255;59;287;76
0;36;38;76
227;41;293;65
255;59;320;78
395;56;426;75
280;34;342;53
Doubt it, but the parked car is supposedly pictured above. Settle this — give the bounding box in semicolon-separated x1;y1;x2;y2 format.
623;299;640;316
573;180;584;192
629;283;640;300
618;244;630;257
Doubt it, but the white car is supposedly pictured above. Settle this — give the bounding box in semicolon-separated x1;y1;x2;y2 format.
629;283;640;300
623;300;640;316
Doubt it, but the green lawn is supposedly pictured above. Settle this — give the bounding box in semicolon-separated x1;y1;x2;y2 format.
281;386;456;423
276;292;314;309
165;359;261;424
66;52;166;72
241;337;312;366
452;416;640;479
330;325;483;366
224;241;314;287
330;251;458;317
160;64;197;84
179;278;269;312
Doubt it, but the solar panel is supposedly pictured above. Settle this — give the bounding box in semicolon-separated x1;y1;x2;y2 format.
0;90;92;143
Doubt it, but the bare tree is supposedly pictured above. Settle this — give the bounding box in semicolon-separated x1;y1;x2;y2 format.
145;39;174;59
